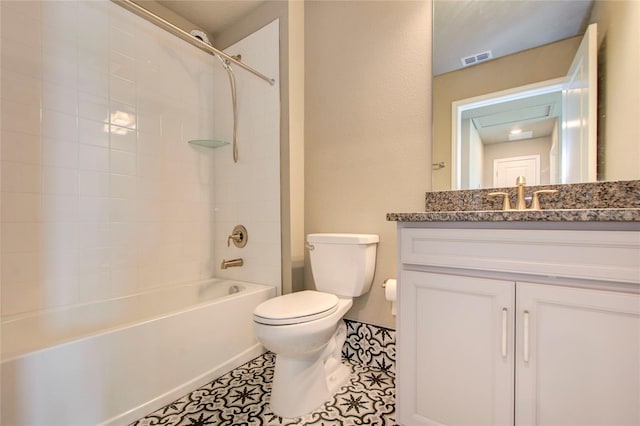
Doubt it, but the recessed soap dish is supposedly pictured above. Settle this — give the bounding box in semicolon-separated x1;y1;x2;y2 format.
188;139;230;149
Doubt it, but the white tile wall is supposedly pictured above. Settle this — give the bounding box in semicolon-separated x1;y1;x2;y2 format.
0;1;244;317
213;20;281;290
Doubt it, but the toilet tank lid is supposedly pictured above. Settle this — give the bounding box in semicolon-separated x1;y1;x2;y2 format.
307;233;379;244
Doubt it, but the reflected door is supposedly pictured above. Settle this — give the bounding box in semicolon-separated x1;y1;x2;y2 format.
493;155;540;187
561;23;597;183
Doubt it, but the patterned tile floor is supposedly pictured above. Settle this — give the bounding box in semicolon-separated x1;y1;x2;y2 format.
131;352;396;426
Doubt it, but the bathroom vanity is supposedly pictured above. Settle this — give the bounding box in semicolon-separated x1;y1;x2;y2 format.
388;181;640;426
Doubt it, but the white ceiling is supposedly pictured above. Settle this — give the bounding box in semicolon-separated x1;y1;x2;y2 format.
156;0;265;39
462;91;562;145
434;0;594;76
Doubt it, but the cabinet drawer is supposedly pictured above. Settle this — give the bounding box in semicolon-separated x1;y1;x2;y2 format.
400;228;640;284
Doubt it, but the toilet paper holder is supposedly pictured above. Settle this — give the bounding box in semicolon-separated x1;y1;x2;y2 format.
382;278;397;316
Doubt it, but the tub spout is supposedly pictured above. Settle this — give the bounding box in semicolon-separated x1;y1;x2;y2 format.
221;258;243;269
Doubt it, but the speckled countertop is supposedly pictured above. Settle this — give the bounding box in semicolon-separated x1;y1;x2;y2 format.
387;208;640;222
387;180;640;223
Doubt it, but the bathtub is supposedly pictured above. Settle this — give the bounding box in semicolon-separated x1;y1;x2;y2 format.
1;279;275;426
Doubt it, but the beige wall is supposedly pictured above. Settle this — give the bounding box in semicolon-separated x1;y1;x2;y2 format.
304;1;431;329
432;36;581;191
288;1;305;293
590;0;640;181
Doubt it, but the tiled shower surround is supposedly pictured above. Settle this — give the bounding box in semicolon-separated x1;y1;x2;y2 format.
133;320;397;425
1;1;214;315
0;1;281;318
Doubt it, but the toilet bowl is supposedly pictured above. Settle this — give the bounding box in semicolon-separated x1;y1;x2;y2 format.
253;233;379;418
254;292;353;417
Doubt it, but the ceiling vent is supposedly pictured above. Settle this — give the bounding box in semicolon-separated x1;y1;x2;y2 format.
461;50;493;67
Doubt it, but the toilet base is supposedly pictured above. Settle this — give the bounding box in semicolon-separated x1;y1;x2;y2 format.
269;322;350;418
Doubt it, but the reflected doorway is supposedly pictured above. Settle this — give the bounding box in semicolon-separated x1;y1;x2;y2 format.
451;78;563;189
493;155;540;187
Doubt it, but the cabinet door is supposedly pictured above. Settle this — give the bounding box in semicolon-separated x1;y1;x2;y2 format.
398;271;515;425
516;283;640;425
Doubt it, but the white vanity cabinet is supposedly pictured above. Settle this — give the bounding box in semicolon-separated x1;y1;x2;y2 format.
396;224;640;426
515;282;640;426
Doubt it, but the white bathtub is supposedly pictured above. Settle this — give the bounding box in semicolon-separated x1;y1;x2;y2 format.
1;279;275;426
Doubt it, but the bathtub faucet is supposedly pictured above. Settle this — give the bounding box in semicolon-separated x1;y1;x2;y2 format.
221;258;244;269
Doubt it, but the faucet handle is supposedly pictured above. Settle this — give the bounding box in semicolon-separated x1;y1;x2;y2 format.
227;232;242;247
227;225;248;248
530;189;559;210
488;192;512;211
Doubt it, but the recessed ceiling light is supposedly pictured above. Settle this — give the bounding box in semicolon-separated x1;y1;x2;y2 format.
510;128;522;135
509;130;533;141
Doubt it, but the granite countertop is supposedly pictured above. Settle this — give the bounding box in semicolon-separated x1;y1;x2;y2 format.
387;180;640;223
387;208;640;222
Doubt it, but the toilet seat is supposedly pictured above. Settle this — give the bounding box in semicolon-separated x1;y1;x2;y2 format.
254;291;339;325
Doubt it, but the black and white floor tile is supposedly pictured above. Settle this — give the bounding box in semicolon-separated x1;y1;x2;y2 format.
342;320;396;375
131;352;395;426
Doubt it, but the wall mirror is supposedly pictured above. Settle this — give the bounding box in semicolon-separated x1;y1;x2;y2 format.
432;0;640;191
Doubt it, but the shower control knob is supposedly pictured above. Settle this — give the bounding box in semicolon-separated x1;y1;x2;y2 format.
227;225;248;248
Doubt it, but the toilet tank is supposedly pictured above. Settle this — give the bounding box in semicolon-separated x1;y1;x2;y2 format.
307;233;379;297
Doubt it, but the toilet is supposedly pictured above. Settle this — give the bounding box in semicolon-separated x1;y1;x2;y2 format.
253;233;379;418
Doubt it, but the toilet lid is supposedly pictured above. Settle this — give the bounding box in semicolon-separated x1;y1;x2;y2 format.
254;291;339;325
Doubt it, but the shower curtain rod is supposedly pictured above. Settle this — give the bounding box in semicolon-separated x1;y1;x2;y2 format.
112;0;276;86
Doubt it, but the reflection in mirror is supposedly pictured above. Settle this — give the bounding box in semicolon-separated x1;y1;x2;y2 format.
454;80;563;189
432;0;640;191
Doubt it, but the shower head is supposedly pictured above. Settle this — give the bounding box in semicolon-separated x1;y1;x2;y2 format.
190;29;232;70
190;29;212;46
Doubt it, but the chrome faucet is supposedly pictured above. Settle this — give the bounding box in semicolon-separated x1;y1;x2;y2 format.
221;258;243;269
